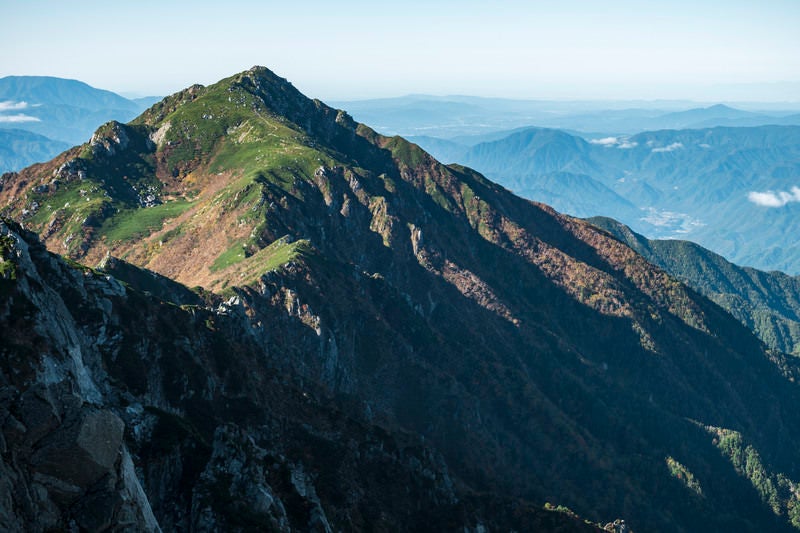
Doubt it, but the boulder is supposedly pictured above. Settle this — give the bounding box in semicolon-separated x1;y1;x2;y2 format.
31;408;124;489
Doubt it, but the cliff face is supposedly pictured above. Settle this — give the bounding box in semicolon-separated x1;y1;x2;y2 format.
0;219;596;532
2;67;800;531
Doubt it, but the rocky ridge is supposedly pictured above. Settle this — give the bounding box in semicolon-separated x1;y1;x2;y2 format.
2;67;800;531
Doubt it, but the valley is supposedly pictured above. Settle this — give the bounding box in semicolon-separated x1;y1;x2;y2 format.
405;124;800;274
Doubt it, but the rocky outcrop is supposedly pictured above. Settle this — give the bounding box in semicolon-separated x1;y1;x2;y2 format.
0;221;157;531
0;218;598;531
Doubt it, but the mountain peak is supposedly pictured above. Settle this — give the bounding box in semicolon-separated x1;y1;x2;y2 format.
241;64;290;83
4;67;800;531
230;64;302;99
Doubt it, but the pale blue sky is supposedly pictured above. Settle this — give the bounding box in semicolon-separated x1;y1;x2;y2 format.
2;0;798;101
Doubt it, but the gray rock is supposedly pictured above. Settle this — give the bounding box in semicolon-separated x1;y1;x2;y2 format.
32;408;124;488
19;385;60;446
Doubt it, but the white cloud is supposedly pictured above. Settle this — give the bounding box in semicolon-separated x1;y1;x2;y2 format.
0;100;30;111
747;186;800;207
590;136;618;146
639;207;704;233
0;114;40;123
652;142;684;153
0;113;41;123
0;101;39;122
590;136;638;149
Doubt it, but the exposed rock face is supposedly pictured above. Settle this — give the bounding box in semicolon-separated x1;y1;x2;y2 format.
89;121;131;159
0;219;597;531
0;221;157;532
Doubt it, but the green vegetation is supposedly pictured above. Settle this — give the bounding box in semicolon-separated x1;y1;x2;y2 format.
99;200;194;243
591;217;800;356
139;71;334;186
257;238;312;272
666;456;703;497
63;256;101;276
209;129;334;203
28;179;110;227
211;235;311;276
210;239;248;272
383;136;427;168
0;234;18;280
15;122;163;256
709;426;800;527
542;502;579;519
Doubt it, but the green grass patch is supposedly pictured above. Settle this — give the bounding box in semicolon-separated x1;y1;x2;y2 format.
100;200;194;243
210;239;248;272
28;180;107;226
210;236;314;286
384;136;427;167
258;237;312;272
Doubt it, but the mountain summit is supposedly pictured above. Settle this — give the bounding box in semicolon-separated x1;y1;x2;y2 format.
3;67;800;531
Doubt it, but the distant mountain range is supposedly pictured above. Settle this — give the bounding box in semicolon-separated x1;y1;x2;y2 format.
4;67;800;531
334;95;800;139
412;124;800;274
0;129;69;172
0;76;157;172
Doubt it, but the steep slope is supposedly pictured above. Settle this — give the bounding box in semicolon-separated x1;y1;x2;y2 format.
590;216;800;357
0;218;598;532
3;67;800;531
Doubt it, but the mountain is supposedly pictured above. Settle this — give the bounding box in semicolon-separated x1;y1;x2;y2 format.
590;216;800;357
0;128;69;172
651;104;760;129
517;172;641;223
0;76;139;112
3;66;800;531
460;128;600;190
0;76;155;152
335;95;800;140
330;95;559;138
0;217;599;532
454;124;800;273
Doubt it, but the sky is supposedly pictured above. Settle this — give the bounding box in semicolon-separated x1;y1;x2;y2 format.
2;0;799;102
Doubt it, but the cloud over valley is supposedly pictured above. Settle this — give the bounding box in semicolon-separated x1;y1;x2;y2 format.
747;186;800;207
0;100;39;123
